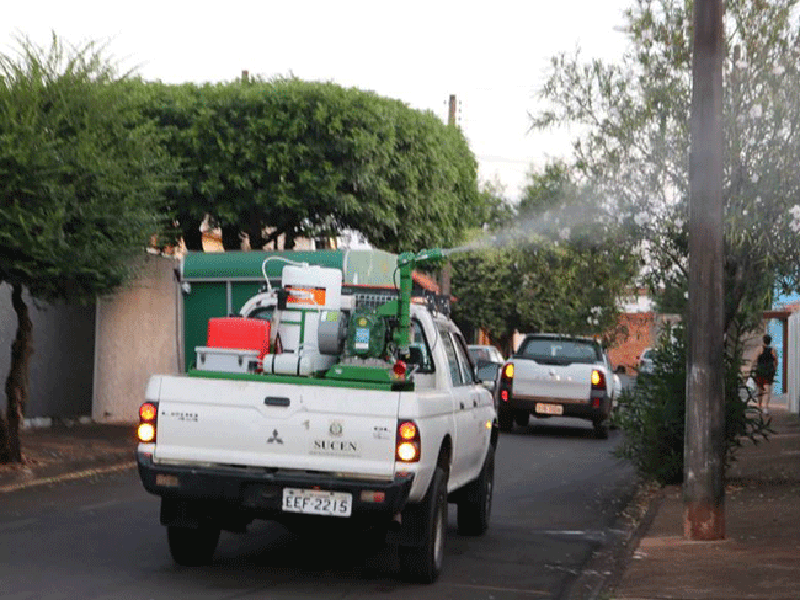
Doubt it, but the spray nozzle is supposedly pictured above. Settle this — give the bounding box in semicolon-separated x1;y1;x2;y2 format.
399;248;445;269
415;248;444;264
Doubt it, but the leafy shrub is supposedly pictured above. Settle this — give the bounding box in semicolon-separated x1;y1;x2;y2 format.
613;324;772;484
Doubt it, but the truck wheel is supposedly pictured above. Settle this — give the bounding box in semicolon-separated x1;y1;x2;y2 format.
399;466;448;583
593;418;610;440
514;411;530;427
167;525;220;566
457;446;495;536
498;408;514;432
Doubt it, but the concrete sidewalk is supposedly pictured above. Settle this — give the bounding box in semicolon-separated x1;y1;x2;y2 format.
0;421;137;493
609;400;800;600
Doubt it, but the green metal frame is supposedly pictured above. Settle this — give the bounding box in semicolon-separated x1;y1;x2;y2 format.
187;369;413;391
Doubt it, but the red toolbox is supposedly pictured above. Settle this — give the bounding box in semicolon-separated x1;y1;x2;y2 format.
207;318;270;358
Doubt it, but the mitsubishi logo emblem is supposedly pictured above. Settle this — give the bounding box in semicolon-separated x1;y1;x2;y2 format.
267;429;283;444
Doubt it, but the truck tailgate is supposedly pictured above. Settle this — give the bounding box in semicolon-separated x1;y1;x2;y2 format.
148;375;401;480
512;361;592;401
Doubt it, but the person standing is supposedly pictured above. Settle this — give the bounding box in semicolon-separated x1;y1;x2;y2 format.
754;334;778;414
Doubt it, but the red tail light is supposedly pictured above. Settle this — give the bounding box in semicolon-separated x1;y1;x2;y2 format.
591;369;606;391
396;419;420;462
138;402;158;443
499;362;514;402
139;403;157;421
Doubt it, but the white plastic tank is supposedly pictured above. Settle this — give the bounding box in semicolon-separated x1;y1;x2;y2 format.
261;264;343;376
282;264;342;310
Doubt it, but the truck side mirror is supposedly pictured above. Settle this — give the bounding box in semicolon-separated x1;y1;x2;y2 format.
475;361;499;387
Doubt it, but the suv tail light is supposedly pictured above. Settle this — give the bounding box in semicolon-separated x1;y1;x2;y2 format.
591;369;606;391
396;419;420;462
138;402;159;443
499;362;514;402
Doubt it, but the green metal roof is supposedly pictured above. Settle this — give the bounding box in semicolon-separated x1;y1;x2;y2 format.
181;249;399;287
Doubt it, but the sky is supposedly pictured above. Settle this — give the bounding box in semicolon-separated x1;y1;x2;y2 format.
2;0;632;202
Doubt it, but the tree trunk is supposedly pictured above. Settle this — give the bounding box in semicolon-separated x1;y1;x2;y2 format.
500;333;514;359
264;228;284;249
246;211;266;250
179;214;204;251
221;225;242;251
0;284;32;464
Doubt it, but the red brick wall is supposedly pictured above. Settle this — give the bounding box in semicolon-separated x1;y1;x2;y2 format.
608;312;656;374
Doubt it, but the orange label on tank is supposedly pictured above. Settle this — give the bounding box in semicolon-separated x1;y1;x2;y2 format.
285;286;326;306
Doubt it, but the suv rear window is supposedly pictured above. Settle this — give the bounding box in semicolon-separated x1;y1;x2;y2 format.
517;338;601;364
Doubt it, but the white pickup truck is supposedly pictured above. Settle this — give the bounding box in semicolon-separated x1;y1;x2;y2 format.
495;333;617;439
136;250;497;583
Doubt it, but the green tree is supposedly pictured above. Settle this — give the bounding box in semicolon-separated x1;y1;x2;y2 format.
533;0;800;333
614;324;772;484
140;79;485;253
450;248;522;353
532;0;800;479
450;164;637;354
478;178;517;231
0;36;172;463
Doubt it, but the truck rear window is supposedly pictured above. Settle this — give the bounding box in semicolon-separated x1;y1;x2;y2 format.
517;338;600;364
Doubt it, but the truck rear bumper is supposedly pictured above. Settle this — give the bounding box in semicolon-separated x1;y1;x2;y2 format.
137;452;414;522
500;393;610;421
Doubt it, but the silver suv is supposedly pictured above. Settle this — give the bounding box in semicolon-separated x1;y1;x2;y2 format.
468;344;504;364
638;347;655;374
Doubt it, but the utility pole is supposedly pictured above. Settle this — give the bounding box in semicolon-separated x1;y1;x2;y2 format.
448;94;457;128
440;94;458;299
685;0;725;540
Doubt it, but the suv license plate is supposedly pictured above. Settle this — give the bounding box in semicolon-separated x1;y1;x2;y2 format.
282;488;352;517
535;403;564;415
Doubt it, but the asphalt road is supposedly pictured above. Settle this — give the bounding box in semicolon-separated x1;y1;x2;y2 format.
0;420;637;600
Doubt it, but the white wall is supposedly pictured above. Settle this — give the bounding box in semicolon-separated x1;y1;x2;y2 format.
92;254;181;423
0;285;95;420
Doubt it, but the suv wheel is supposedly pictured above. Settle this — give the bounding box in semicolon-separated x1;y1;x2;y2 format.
593;418;610;440
498;408;513;432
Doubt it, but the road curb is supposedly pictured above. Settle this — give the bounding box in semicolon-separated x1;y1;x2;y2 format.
565;479;665;600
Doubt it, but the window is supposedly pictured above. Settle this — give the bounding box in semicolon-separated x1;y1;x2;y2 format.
476;361;500;383
518;338;601;363
438;326;464;386
469;348;491;363
408;319;435;373
453;333;476;384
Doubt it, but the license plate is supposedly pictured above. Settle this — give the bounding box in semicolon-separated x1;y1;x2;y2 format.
535;402;564;415
282;488;352;517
